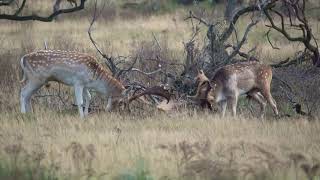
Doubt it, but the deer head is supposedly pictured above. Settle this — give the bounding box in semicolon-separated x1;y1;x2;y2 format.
20;50;170;118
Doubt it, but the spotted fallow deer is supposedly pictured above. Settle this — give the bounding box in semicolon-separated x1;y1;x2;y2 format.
193;61;279;118
20;50;170;118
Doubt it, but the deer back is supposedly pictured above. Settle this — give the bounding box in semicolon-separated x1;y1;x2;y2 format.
209;61;272;101
22;50;125;93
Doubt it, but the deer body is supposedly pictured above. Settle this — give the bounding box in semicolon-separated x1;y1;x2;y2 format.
195;61;278;117
20;50;125;118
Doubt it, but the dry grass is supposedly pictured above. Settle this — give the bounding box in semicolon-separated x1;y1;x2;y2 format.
1;110;320;179
1;1;320;179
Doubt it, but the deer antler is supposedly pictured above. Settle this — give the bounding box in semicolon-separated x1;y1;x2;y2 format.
128;86;171;104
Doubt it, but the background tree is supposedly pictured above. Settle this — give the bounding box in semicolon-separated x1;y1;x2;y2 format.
0;0;87;21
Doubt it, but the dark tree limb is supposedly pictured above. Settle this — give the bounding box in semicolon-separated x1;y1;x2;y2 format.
271;51;310;68
0;0;87;21
263;0;320;66
184;11;209;27
88;0;165;81
13;0;27;16
88;0;118;75
220;1;276;42
265;29;280;50
223;19;259;64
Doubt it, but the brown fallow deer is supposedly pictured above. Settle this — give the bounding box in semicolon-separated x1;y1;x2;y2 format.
20;50;170;118
190;61;279;118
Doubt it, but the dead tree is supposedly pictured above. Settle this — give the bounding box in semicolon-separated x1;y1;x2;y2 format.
225;0;238;22
263;0;319;67
184;6;261;79
180;0;319;113
0;0;87;21
184;0;319;77
87;0;170;107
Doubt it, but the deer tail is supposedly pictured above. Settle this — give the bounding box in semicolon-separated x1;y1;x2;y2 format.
20;56;27;83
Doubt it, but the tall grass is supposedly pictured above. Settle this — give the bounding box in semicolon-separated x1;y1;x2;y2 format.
0;111;320;179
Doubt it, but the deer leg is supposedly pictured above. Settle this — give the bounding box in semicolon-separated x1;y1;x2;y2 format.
206;101;213;111
83;89;91;116
105;96;113;111
200;100;212;111
248;91;267;118
20;81;43;113
220;100;227;117
228;96;238;117
261;89;279;116
74;85;84;118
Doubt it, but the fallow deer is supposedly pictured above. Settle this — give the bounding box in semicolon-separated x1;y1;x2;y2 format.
192;61;279;118
20;50;170;118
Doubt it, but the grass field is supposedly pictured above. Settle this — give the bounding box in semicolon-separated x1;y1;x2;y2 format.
1;0;320;179
1;111;320;179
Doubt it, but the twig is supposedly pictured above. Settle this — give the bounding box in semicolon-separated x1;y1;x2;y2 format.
152;32;162;51
265;29;280;50
184;11;209;27
224;19;259;64
130;68;162;76
88;0;118;75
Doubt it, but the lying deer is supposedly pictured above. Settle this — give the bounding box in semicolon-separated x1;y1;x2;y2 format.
20;50;170;118
191;61;279;117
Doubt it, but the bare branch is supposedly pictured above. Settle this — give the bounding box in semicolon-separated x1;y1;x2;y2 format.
0;0;87;21
152;32;162;51
271;51;310;68
265;29;280;50
264;8;305;42
220;1;276;42
115;56;138;78
13;0;26;16
224;19;259;64
130;67;162;76
88;0;118;75
184;11;209;27
263;0;319;66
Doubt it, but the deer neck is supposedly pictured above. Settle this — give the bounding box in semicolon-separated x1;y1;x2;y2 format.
88;70;125;97
210;79;224;103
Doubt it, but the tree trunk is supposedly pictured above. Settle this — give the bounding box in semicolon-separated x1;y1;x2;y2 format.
225;0;237;22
